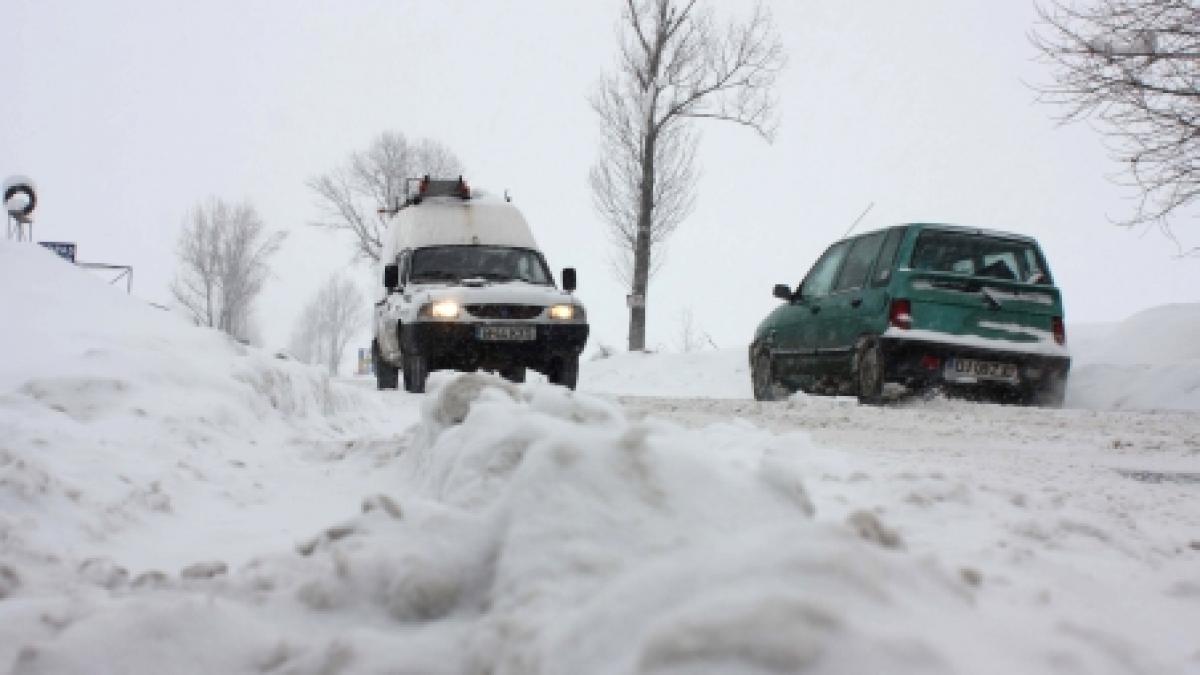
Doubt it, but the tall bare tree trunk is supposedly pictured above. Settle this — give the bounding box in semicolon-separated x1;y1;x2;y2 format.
630;128;657;351
590;1;784;352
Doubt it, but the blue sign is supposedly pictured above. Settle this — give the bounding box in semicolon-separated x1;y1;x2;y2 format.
39;241;77;263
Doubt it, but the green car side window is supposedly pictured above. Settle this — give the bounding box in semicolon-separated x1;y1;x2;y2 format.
871;228;905;286
833;232;885;293
801;241;850;298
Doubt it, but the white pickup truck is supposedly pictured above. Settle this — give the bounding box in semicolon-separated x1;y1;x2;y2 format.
372;177;589;393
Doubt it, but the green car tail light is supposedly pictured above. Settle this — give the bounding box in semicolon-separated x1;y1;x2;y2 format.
889;298;912;329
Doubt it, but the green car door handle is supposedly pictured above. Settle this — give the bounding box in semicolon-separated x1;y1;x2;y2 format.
850;297;863;308
810;305;820;314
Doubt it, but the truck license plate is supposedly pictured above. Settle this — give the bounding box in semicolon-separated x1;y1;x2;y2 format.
944;358;1017;382
476;325;536;342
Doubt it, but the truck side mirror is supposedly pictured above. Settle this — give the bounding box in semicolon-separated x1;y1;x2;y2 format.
562;267;577;293
773;284;792;301
384;264;399;291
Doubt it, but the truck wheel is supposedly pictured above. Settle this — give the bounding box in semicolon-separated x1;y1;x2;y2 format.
750;343;782;402
402;351;429;394
372;340;398;390
856;337;885;405
499;365;526;384
549;355;579;390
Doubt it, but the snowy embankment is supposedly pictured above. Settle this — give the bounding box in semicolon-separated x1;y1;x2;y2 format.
2;240;1198;674
582;307;1200;411
15;370;1198;674
0;242;404;666
1065;305;1200;411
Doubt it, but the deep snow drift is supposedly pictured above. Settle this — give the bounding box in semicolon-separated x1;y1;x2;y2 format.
1065;304;1200;411
2;240;1199;674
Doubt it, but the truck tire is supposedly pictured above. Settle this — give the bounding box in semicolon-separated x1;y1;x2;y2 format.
402;351;429;394
549;355;578;390
499;365;526;384
372;340;398;390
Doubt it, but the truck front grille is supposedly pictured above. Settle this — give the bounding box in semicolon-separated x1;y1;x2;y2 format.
464;304;544;320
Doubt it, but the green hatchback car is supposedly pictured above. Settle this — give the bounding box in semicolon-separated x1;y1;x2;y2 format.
750;223;1070;405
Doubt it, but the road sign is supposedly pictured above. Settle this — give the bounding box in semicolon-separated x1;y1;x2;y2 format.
38;241;77;262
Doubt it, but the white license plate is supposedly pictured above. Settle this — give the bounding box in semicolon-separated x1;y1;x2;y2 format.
476;325;536;342
945;358;1017;382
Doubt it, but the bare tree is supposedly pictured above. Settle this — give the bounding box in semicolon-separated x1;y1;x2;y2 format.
289;274;367;376
677;307;701;353
171;198;284;341
308;132;463;263
1032;0;1200;253
590;0;785;351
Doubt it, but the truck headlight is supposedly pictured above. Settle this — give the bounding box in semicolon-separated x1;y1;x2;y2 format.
549;304;576;320
427;300;460;319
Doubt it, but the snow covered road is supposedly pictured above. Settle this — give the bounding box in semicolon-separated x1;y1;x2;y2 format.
3;241;1200;674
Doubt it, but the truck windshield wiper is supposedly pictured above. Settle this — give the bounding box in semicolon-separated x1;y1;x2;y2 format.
412;270;459;282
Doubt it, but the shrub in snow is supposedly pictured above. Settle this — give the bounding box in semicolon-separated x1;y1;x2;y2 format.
0;563;19;599
589;343;618;361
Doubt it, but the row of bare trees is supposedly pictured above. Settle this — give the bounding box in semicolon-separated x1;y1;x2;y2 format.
170;132;459;373
170;199;284;344
172;0;1190;367
170;1;786;363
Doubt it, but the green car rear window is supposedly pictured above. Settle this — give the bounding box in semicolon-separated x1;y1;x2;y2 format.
909;230;1051;285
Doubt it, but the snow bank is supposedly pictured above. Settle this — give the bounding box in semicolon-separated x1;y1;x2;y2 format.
0;241;366;418
4;373;1066;674
581;349;751;399
0;241;383;610
1065;304;1200;411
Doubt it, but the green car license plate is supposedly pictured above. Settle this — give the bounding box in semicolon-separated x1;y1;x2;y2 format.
476;325;536;342
945;358;1017;383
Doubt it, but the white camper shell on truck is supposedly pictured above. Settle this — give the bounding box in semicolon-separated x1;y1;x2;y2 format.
372;177;589;393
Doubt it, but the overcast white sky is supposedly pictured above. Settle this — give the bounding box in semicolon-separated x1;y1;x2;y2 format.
5;0;1199;356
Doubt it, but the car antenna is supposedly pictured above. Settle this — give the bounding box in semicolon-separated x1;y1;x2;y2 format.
842;202;875;237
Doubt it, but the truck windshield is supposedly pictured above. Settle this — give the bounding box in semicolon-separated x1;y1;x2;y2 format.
409;246;554;285
909;231;1052;285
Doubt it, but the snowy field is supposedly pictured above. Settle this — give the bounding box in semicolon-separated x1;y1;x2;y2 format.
2;240;1199;674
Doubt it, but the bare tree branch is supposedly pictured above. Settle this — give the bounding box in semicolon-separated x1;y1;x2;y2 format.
1031;0;1200;248
308;132;462;263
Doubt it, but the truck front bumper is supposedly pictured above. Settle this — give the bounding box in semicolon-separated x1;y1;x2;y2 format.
399;321;589;370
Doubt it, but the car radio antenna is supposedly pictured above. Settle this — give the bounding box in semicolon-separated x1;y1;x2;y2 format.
842;202;874;237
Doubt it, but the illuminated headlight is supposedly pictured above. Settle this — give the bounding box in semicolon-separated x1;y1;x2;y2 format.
428;300;460;319
549;304;576;320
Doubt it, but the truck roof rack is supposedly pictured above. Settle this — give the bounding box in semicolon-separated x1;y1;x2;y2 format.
378;176;472;216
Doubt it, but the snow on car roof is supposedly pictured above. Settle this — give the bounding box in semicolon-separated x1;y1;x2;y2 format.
390;194;539;250
847;223;1038;243
909;223;1038;242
